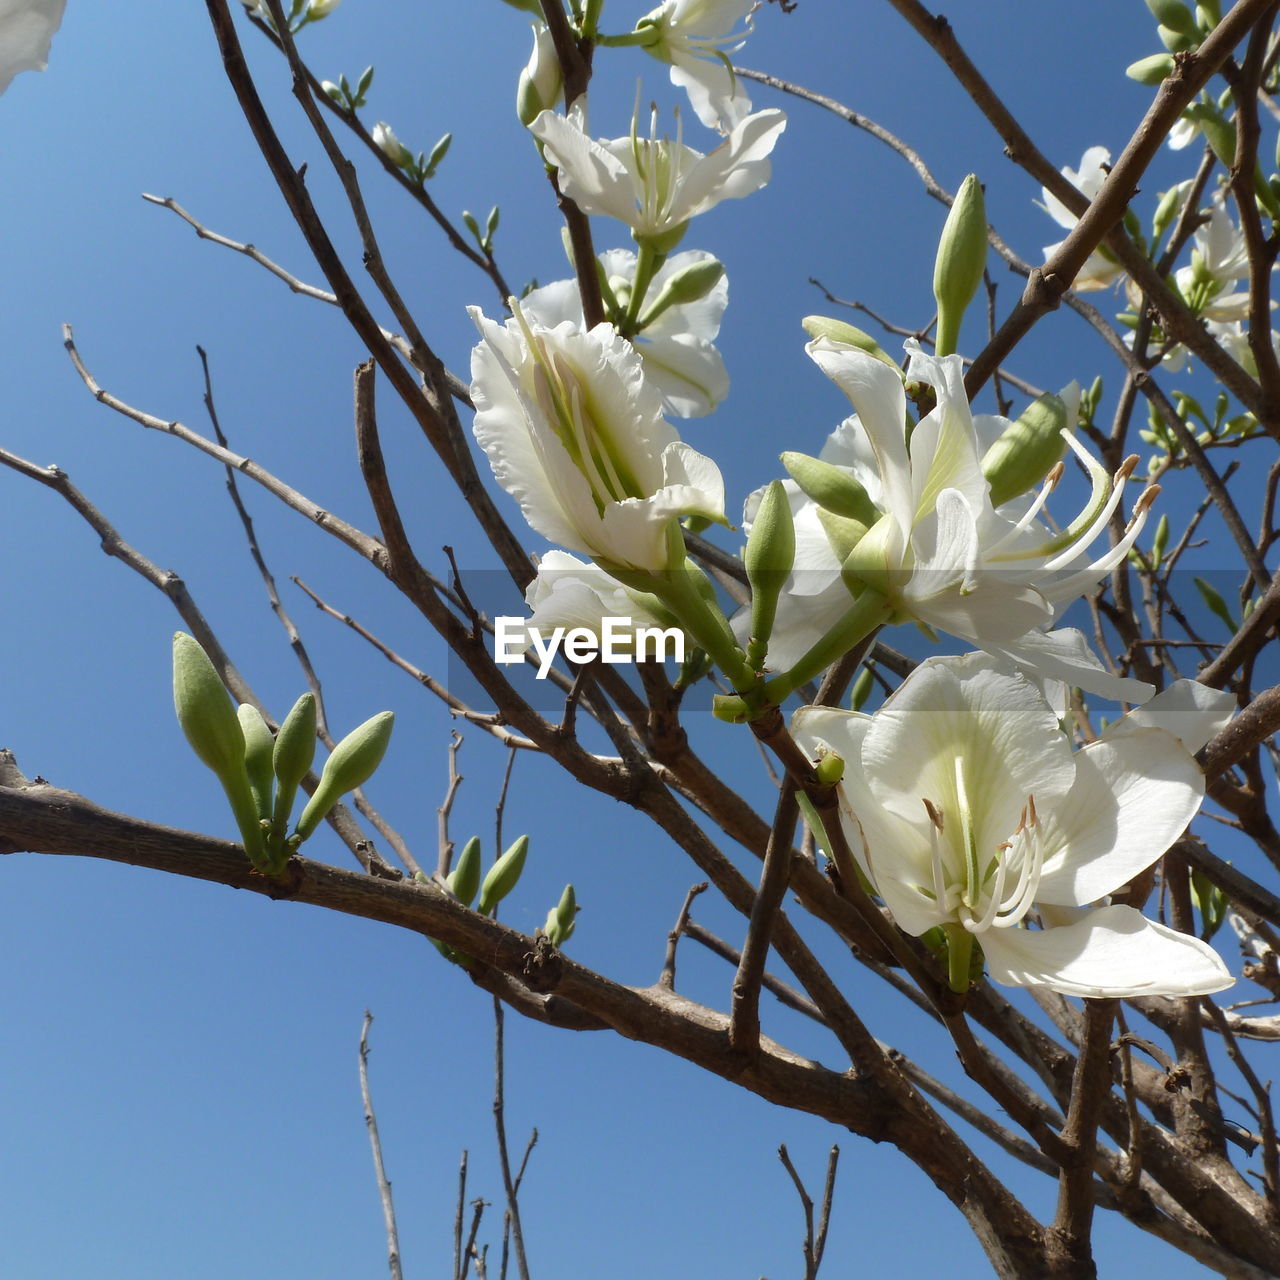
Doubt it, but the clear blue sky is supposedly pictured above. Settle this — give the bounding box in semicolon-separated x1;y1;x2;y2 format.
0;2;1259;1275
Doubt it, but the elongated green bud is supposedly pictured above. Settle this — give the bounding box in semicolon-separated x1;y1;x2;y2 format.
477;834;530;915
801;316;898;369
544;883;577;946
1146;0;1198;32
172;633;268;868
1157;23;1196;52
1151;513;1170;568
781;452;880;526
932;175;987;358
638;256;724;329
272;693;317;793
1126;52;1176;84
173;633;245;779
237;704;275;820
447;836;483;907
982;393;1070;508
850;665;874;711
1194;576;1238;634
1185;104;1235;167
744;480;795;666
294;711;395;841
1152;183;1187;244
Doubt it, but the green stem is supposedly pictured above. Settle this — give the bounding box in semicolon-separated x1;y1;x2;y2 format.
621;240;664;337
944;923;973;994
646;560;757;692
763;590;892;705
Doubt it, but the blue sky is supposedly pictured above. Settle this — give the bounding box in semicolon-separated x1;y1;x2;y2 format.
0;2;1263;1275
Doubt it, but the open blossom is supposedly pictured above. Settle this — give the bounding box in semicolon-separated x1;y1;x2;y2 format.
521;248;729;417
529;103;785;245
635;0;756;134
751;337;1155;699
1040;146;1125;292
0;0;65;94
469;304;725;572
794;653;1235;997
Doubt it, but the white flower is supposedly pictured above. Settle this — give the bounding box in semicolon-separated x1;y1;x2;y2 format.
635;0;756;134
753;338;1155;698
1174;194;1253;321
0;0;65;94
469;304;725;571
529;103;785;245
372;121;413;169
1040;146;1126;292
793;654;1235;998
522;248;729;417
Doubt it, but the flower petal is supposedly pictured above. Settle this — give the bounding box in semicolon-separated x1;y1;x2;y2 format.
1036;728;1204;905
982;904;1233;997
1104;679;1236;755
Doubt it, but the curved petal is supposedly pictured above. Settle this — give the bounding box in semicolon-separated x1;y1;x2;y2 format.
530;111;640;225
1104;679;1236;755
982;905;1233;997
669;53;751;134
1036;729;1204;906
806;339;912;531
638;332;729;417
0;0;64;94
979;627;1154;705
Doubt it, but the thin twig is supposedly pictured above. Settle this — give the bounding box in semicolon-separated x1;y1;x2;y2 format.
358;1011;404;1280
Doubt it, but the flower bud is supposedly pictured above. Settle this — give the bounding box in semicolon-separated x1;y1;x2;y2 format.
1157;23;1196;52
173;633;245;780
932;174;987;357
447;836;483;908
543;883;578;946
800;316;898;369
982;392;1071;508
1146;0;1198;33
816;508;871;564
237;704;275;820
307;0;341;18
1152;181;1189;244
295;711;395;841
637;256;725;328
781;452;880;525
814;752;845;785
517;23;563;128
744;480;796;665
272;693;317;794
850;665;874;711
477;834;530;915
1151;512;1170;568
172;633;268;868
372;121;413;170
1126;52;1176;83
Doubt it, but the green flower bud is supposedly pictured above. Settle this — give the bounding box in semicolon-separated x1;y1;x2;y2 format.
814;752;845;785
477;834;530;915
816;508;871;563
1151;513;1170;568
1126;53;1176;84
801;315;898;370
1157;23;1196;52
1194;577;1238;634
173;633;245;780
237;704;275;820
172;633;268;869
744;480;796;665
982;392;1071;508
781;452;880;526
932;174;987;358
268;692;317;864
294;711;395;842
637;256;724;329
372;122;414;170
850;665;874;711
1152;182;1187;244
1146;0;1199;33
1195;0;1220;31
1185;103;1235;167
447;836;483;908
544;883;577;946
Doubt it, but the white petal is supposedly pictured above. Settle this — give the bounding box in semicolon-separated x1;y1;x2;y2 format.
530;111;640;225
1105;679;1236;755
638;333;729;417
0;0;64;94
982;905;1233;997
860;655;1075;854
669;52;751;134
1036;729;1204;905
806;339;913;531
979;627;1154;705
